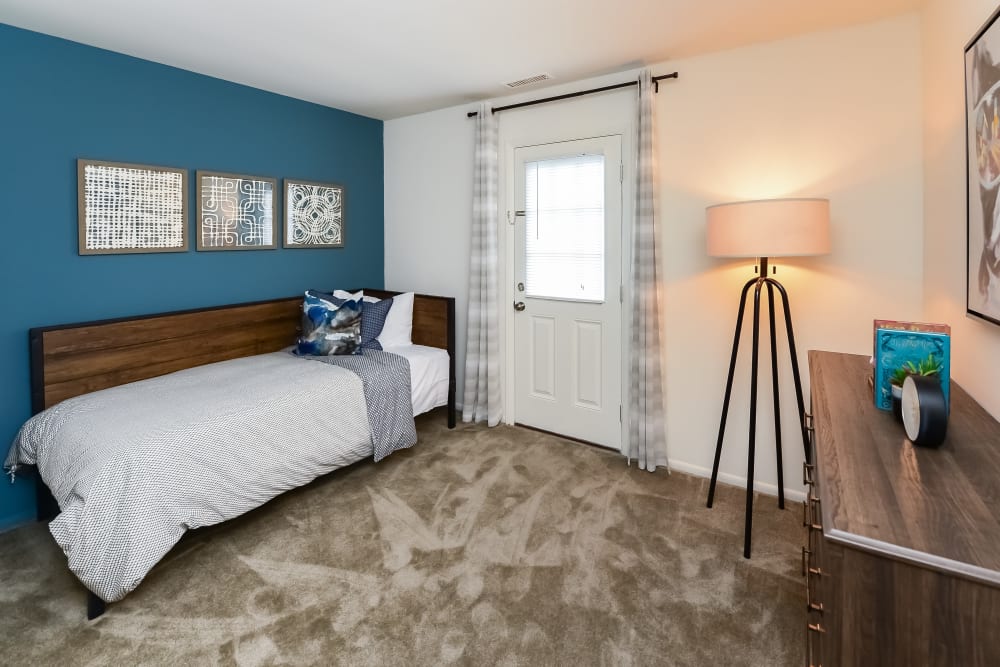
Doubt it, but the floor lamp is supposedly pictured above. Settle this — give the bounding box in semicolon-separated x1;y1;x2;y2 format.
704;198;831;559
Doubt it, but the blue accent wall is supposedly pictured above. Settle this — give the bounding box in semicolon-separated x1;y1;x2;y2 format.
0;24;384;531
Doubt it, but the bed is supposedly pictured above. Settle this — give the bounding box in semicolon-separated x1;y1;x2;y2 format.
6;289;455;619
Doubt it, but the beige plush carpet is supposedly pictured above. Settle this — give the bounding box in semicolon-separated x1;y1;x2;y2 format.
0;411;804;666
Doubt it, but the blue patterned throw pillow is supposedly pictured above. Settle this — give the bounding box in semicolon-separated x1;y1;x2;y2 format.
295;290;362;356
321;289;394;351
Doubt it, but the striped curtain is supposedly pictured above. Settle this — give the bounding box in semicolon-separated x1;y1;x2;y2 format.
462;103;502;426
626;70;668;471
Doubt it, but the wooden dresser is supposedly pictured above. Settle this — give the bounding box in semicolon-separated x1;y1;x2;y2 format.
804;351;1000;666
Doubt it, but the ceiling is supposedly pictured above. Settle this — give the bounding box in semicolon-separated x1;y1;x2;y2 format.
0;0;924;120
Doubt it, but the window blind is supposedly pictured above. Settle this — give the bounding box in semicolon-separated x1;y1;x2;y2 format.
524;153;605;302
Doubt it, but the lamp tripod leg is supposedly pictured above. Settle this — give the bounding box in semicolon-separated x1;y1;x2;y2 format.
770;280;810;463
744;283;763;559
766;281;785;510
707;278;757;509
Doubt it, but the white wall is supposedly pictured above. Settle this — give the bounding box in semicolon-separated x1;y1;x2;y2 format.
923;0;1000;419
659;13;924;499
385;13;925;500
384;109;476;381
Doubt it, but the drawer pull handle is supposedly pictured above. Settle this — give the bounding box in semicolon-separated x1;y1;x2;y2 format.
802;547;824;575
803;462;815;486
807;495;822;532
808;622;826;634
803;495;822;531
803;546;826;614
803;546;823;574
803;411;815;433
801;546;823;577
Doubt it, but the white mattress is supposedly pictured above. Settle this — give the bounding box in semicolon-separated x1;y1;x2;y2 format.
386;344;450;416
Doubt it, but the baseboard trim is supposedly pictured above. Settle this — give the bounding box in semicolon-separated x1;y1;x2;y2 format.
667;459;807;504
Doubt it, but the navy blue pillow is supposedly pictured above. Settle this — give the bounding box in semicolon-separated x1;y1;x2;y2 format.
359;297;393;350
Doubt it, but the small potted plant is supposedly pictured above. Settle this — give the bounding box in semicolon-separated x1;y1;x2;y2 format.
890;354;943;421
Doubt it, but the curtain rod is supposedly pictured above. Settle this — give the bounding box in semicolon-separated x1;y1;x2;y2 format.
465;72;678;118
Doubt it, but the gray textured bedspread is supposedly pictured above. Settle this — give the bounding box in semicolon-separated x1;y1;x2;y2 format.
4;350;415;603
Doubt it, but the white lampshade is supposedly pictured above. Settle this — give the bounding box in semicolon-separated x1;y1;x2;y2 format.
706;198;831;258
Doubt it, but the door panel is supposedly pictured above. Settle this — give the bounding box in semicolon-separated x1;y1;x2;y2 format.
573;319;603;409
513;136;622;449
530;315;556;399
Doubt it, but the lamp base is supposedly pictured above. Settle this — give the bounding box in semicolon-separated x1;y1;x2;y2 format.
706;258;810;559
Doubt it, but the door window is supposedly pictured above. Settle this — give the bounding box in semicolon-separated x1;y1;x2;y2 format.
523;153;605;302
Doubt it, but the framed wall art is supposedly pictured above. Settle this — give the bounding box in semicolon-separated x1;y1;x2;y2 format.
966;6;1000;326
196;171;278;250
283;178;345;248
78;159;188;255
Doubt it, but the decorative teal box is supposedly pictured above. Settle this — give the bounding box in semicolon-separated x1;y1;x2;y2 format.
873;329;950;411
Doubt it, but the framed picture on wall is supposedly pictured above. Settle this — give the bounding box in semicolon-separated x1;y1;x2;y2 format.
283;178;345;248
196;171;278;250
78;159;188;255
966;5;1000;326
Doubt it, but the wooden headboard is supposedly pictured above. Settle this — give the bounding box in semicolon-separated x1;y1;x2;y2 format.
30;288;456;414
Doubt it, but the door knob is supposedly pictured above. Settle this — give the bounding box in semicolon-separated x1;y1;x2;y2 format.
513;301;526;311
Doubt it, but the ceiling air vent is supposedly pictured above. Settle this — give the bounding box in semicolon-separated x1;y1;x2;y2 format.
505;73;551;88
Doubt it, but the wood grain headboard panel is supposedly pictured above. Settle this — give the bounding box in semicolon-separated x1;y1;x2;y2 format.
30;289;456;413
31;297;302;411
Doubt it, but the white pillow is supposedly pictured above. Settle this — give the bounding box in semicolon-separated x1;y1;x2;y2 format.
333;289;414;347
378;291;413;348
333;289;365;302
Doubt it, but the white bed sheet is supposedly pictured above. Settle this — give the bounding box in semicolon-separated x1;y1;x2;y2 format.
386;344;450;416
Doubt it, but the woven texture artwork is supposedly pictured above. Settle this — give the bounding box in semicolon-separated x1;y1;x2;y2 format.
81;162;185;252
199;174;275;249
285;181;344;247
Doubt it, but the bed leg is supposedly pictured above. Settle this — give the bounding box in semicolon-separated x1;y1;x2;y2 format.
87;591;106;620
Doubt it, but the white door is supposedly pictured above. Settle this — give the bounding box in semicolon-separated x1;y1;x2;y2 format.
513;136;623;449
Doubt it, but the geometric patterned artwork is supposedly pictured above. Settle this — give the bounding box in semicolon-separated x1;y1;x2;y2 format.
284;179;345;248
196;171;278;251
78;159;188;255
